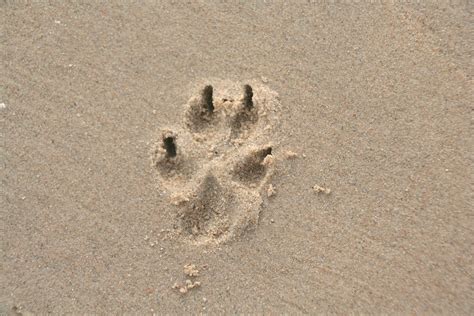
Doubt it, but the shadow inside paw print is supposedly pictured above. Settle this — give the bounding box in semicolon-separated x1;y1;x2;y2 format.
152;79;281;245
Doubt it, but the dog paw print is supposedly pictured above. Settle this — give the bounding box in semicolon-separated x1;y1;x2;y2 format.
152;79;281;245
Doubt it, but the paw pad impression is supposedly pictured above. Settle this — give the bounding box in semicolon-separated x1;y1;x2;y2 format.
152;79;281;245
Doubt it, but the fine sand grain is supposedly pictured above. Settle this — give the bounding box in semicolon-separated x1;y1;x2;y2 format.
2;1;473;314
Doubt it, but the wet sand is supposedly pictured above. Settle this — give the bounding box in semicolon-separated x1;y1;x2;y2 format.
2;1;473;314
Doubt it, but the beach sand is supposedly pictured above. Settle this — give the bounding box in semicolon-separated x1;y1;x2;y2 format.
2;1;473;314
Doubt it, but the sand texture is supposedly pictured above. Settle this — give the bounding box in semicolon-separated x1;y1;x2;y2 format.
2;1;473;314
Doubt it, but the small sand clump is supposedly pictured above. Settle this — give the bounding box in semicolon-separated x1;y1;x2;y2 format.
173;263;201;294
173;280;201;294
313;184;331;195
184;263;199;277
170;193;190;205
267;184;276;197
284;150;299;159
261;154;274;166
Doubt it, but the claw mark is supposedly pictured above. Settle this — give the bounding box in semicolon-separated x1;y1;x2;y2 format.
163;136;177;158
185;85;216;132
152;130;192;178
230;84;258;139
233;146;273;184
201;85;214;114
243;84;253;110
259;146;273;158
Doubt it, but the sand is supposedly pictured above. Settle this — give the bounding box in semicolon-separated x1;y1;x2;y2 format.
2;1;473;314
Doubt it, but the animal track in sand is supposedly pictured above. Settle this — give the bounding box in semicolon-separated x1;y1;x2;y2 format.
152;79;281;245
